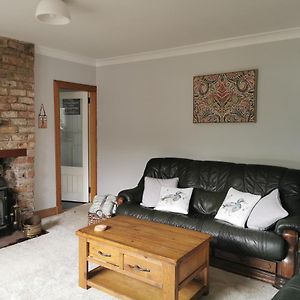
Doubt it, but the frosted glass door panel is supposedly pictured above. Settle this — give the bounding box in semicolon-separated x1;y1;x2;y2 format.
60;91;88;203
60;98;82;167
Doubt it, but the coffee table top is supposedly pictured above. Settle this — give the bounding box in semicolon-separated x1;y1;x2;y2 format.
76;215;211;264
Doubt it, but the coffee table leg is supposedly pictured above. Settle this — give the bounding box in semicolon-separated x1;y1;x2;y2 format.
162;263;178;300
78;237;89;289
196;263;209;296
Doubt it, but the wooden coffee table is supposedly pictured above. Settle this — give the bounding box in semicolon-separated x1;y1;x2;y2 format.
76;215;212;300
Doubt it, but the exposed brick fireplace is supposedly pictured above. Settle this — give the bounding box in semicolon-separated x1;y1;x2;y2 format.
0;37;35;219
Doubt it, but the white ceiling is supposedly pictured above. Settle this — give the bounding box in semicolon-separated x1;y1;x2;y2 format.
1;0;300;60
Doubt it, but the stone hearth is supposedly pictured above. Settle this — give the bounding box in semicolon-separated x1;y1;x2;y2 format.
0;37;35;218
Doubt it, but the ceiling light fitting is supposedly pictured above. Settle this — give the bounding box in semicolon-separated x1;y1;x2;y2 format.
35;0;71;25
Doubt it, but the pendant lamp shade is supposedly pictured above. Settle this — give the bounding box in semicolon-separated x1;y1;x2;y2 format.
35;0;71;25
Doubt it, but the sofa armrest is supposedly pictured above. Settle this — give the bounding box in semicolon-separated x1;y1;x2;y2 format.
275;216;300;235
275;218;299;286
118;186;143;204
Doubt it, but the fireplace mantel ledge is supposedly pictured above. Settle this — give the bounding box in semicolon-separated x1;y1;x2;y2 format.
0;149;27;158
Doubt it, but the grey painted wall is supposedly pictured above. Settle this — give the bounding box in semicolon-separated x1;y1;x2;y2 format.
34;55;95;210
96;39;300;195
33;38;300;210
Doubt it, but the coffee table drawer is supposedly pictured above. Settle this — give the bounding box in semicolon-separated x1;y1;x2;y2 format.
89;241;120;267
124;254;162;284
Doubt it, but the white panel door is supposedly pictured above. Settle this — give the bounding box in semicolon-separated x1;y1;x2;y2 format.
60;91;89;203
61;167;84;201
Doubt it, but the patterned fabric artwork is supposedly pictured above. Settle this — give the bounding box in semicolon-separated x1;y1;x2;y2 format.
193;69;257;123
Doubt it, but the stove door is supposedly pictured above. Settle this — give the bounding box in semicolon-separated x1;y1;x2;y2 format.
0;190;8;228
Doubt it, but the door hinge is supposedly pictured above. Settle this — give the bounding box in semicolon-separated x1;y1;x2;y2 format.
88;97;91;104
89;186;91;194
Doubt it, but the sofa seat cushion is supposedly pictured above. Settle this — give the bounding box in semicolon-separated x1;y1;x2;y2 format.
116;203;287;261
216;221;287;261
116;202;221;239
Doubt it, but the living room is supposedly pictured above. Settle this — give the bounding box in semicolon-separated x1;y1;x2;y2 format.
0;0;300;299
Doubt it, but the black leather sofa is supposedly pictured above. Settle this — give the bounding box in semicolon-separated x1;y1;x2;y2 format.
117;158;300;287
272;275;300;299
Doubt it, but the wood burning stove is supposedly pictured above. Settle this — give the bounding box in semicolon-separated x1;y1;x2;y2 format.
0;176;12;234
0;149;29;234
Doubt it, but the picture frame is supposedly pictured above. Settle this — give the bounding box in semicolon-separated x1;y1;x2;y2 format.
193;69;257;123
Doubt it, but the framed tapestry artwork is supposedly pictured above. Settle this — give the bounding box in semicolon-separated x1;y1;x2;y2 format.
193;69;257;123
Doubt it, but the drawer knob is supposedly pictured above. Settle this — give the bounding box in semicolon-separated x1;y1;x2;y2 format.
128;264;150;273
98;250;112;257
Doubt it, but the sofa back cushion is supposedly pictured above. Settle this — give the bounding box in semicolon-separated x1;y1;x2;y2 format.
191;189;226;215
139;158;300;216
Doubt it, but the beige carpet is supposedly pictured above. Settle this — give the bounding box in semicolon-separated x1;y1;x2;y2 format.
0;204;278;300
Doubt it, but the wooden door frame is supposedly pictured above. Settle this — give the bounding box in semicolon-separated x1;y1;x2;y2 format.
54;80;97;214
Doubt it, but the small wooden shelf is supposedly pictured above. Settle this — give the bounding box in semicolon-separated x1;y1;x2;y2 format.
87;268;204;300
0;149;27;158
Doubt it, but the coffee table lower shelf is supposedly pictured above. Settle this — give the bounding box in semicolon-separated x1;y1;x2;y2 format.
87;268;205;300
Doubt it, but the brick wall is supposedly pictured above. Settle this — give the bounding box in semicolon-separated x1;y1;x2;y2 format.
0;37;35;217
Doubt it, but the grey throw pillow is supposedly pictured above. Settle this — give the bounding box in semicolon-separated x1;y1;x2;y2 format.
247;189;288;230
140;177;179;208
